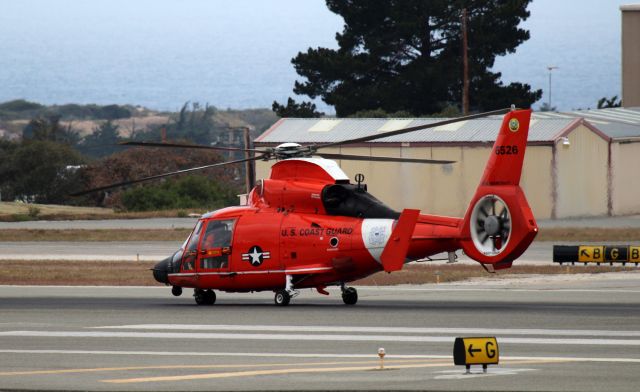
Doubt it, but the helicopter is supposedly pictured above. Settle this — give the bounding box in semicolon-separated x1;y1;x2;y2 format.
74;107;537;306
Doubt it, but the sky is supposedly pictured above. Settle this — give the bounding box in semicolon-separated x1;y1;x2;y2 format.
0;0;632;112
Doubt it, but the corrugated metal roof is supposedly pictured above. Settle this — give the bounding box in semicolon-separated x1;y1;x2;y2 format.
533;107;640;139
256;117;575;144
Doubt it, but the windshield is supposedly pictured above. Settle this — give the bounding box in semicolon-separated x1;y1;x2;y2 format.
186;221;203;253
181;220;203;272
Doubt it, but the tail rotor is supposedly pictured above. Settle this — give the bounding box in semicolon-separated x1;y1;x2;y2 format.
470;195;512;255
459;108;537;269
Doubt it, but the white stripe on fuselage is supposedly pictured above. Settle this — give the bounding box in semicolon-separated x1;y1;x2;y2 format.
360;219;394;263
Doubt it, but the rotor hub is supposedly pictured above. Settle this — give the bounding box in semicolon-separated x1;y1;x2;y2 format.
273;143;313;159
483;215;501;236
469;195;512;256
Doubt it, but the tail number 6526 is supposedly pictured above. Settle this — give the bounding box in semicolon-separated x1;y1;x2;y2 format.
495;145;518;155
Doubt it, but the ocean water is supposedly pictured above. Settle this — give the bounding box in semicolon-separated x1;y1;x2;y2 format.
0;0;629;113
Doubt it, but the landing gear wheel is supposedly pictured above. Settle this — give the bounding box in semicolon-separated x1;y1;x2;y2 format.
194;289;216;305
274;290;291;306
204;289;216;305
171;286;182;297
194;289;206;305
342;287;358;305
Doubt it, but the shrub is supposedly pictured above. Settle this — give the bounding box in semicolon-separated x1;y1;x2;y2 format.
27;206;41;218
120;175;238;212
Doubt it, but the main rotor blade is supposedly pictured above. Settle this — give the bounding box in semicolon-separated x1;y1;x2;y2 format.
314;108;511;150
316;153;455;164
70;155;265;196
120;141;265;154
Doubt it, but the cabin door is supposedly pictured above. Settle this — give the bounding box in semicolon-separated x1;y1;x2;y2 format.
197;219;235;274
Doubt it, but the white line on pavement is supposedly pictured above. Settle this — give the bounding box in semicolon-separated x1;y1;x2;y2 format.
1;285;640;293
91;324;640;337
2;331;640;346
0;349;639;364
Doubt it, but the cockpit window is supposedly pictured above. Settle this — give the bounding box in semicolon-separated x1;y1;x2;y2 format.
200;219;235;270
181;220;203;272
186;221;203;252
202;219;234;249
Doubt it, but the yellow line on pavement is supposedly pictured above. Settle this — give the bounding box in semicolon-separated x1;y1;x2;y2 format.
0;358;437;377
102;358;571;384
103;362;455;383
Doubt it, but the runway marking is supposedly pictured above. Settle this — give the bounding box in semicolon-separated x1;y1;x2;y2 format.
3;330;640;346
2;284;640;293
93;324;640;337
1;349;638;363
0;358;435;377
434;368;537;379
102;362;455;384
102;359;565;384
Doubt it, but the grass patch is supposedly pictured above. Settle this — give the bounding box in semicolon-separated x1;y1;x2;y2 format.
0;202;205;221
537;227;640;242
0;260;636;286
3;226;640;242
0;260;157;286
0;229;191;242
354;263;638;286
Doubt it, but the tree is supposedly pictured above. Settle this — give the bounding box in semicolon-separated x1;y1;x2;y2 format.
120;175;238;211
79;146;241;209
597;96;621;109
79;120;123;158
272;97;324;118
276;0;541;117
538;102;556;112
22;115;80;145
0;141;85;203
171;102;218;144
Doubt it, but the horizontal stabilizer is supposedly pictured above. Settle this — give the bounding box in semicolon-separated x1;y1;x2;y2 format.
381;209;421;272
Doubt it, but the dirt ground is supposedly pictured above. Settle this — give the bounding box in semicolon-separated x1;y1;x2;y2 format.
0;260;635;286
2;227;640;242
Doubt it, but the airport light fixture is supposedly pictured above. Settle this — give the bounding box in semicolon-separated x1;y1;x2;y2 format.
547;66;559;110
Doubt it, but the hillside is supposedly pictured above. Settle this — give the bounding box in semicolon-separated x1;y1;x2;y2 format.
0;100;278;143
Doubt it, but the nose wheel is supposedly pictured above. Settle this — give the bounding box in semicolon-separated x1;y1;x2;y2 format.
194;289;216;305
171;286;182;297
341;286;358;305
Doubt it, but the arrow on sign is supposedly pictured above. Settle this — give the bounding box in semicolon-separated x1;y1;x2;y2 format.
467;344;482;357
580;249;589;257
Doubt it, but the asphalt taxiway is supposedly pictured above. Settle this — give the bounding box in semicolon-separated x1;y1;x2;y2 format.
0;240;633;265
1;273;639;391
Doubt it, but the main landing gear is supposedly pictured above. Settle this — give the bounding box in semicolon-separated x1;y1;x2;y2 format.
274;290;291;306
341;284;358;305
194;289;216;305
274;279;359;306
274;275;299;306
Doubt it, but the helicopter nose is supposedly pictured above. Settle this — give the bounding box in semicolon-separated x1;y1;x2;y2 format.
152;256;172;284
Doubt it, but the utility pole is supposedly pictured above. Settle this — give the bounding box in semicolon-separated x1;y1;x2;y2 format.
547;66;559;110
242;127;255;195
461;8;469;115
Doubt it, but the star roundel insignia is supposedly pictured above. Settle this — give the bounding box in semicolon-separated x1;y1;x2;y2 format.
242;245;271;267
508;118;520;132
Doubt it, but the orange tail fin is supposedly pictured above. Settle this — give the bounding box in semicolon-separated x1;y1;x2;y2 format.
459;109;538;270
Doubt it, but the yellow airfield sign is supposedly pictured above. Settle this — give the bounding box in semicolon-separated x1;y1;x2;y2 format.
554;245;640;265
578;246;605;263
453;337;499;366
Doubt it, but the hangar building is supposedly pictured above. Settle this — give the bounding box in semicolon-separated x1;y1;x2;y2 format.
254;108;640;219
